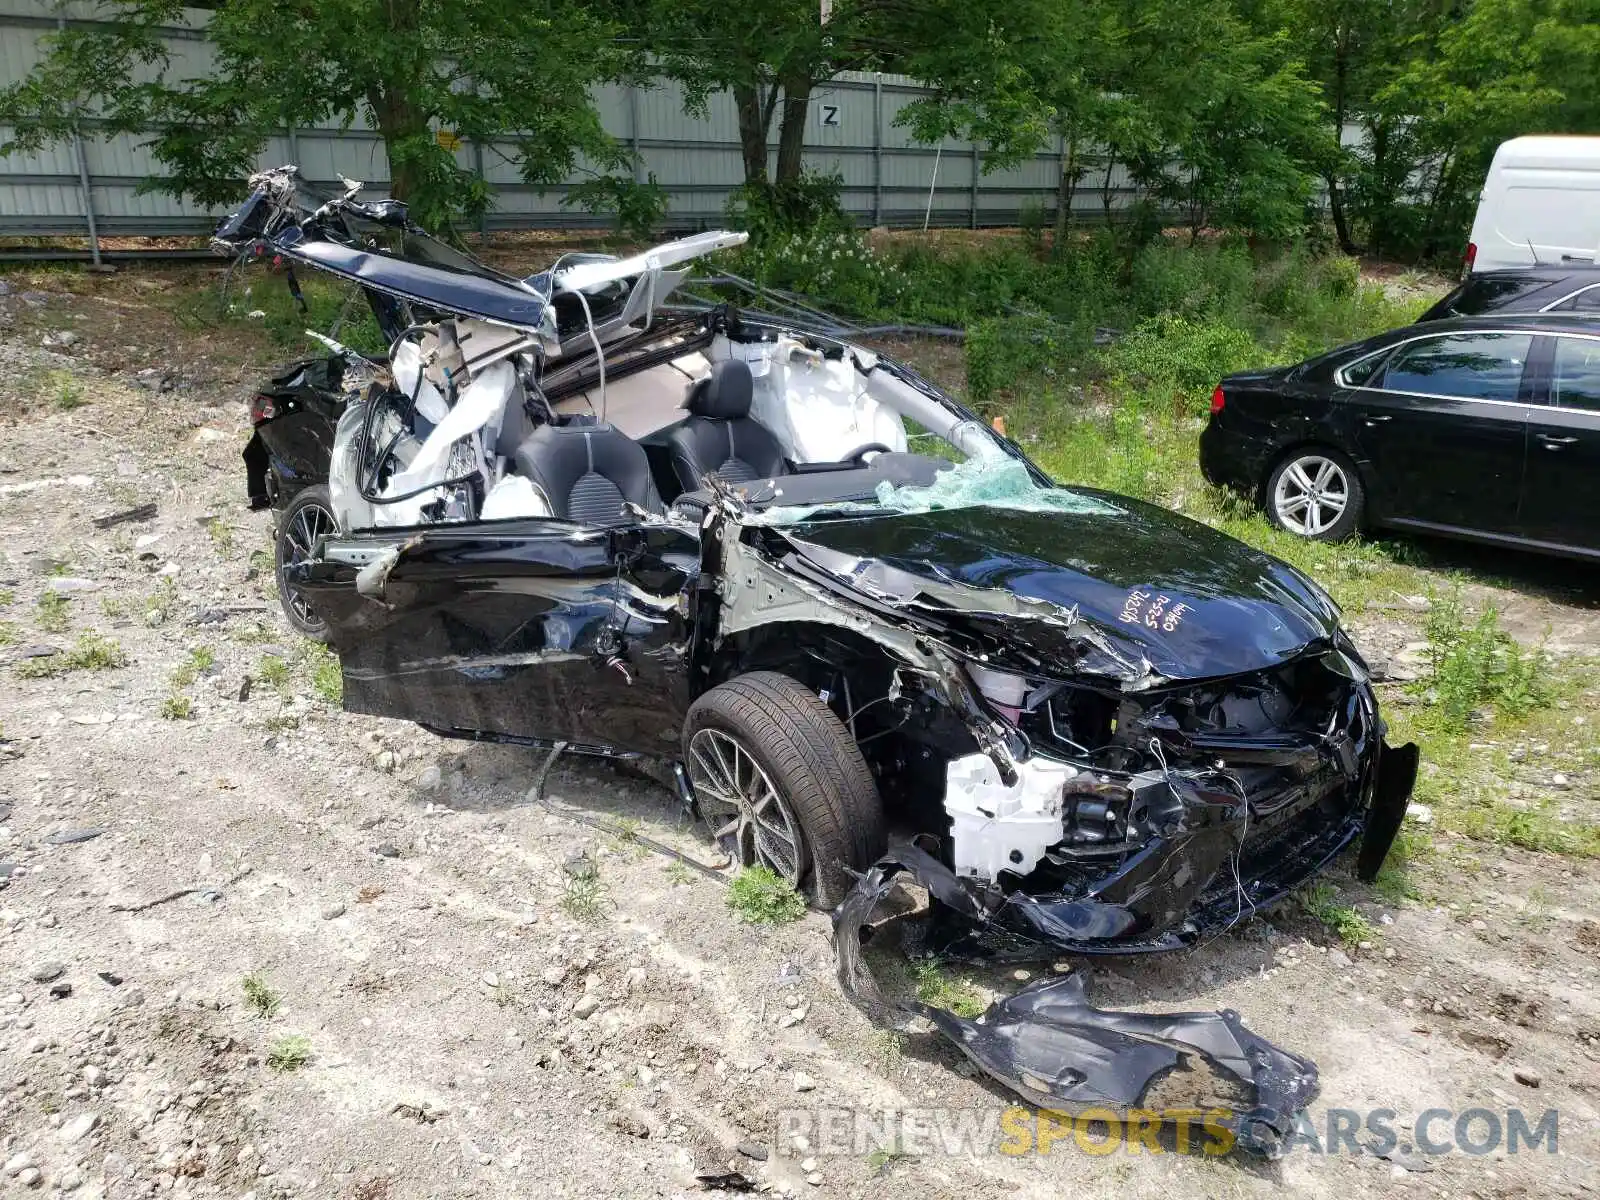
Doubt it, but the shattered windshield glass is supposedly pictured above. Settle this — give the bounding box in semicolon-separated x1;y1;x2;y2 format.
757;452;1123;525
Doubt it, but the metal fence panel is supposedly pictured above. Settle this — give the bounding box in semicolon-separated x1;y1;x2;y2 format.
0;0;1187;244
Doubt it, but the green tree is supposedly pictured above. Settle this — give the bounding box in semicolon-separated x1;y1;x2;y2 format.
1378;0;1597;257
0;0;630;231
640;0;890;197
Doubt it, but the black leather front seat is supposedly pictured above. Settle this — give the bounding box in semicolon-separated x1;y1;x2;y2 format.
512;422;661;524
668;360;788;493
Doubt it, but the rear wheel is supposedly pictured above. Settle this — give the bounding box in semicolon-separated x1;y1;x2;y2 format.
684;671;885;907
274;485;335;642
1266;448;1364;542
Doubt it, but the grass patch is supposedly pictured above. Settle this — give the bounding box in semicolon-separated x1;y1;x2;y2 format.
35;590;70;633
242;973;280;1018
560;872;610;922
206;518;235;556
14;632;126;678
170;644;215;688
664;860;696;886
869;1028;906;1073
266;1035;311;1072
159;694;193;720
866;1145;913;1175
26;366;86;411
263;712;301;733
0;621;15;646
1412;589;1549;733
1299;882;1378;947
912;958;988;1018
144;577;180;626
726;866;806;925
304;642;342;704
1372;829;1428;904
257;654;291;693
0;588;14;605
176;269;386;357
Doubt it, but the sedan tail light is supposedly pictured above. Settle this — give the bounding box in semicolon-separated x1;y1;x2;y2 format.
250;394;277;424
1209;386;1225;415
1464;241;1477;273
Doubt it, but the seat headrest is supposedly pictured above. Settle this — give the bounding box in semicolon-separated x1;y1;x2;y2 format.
686;359;754;420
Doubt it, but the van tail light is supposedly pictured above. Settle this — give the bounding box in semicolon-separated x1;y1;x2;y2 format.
250;394;277;424
1465;241;1477;272
1210;386;1226;415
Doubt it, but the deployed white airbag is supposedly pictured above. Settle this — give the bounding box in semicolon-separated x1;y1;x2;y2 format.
480;474;551;520
383;359;513;497
729;337;906;463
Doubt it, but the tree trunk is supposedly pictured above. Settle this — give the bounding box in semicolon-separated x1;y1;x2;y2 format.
1326;174;1356;254
1367;118;1391;259
1327;27;1360;255
1100;149;1118;224
733;82;770;185
374;0;426;203
774;74;813;186
1053;126;1079;246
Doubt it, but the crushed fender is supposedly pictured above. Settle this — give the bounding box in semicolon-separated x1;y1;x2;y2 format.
831;846;1320;1158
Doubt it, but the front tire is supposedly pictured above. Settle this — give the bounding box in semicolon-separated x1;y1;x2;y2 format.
274;485;335;642
684;671;885;907
1266;448;1364;542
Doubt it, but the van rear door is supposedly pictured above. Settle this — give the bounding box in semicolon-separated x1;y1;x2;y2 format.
1470;137;1600;273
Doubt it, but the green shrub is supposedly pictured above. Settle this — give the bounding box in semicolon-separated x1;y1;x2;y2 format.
965;315;1091;410
733;224;907;319
1416;590;1550;732
563;173;669;241
1102;315;1265;405
1128;240;1255;322
726;866;806;925
726;172;849;241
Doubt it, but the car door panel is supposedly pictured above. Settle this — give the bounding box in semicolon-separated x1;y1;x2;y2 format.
1341;331;1532;533
1518;333;1600;549
294;520;700;755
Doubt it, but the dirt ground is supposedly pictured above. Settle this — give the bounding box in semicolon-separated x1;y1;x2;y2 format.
0;267;1596;1200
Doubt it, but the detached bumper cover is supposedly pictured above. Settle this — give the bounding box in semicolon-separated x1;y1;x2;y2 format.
832;846;1320;1158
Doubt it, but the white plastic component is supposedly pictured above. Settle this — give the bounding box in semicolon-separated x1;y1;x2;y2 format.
550;230;748;293
943;753;1075;882
480;474;551;520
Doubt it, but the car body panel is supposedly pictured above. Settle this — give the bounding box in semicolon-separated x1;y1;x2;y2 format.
245;354;349;510
1519;332;1600;543
295;520;700;755
782;500;1342;684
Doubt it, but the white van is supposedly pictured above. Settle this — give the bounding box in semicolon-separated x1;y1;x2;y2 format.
1467;135;1600;273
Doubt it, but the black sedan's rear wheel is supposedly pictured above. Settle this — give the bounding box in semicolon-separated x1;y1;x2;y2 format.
1266;448;1364;541
684;671;885;907
274;485;335;642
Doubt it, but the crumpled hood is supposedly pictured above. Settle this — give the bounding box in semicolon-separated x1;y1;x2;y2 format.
783;494;1342;684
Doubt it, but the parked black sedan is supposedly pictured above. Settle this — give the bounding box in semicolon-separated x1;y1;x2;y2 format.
1200;314;1600;556
1417;266;1600;321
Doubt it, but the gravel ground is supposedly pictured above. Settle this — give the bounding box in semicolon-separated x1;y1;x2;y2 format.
0;273;1596;1200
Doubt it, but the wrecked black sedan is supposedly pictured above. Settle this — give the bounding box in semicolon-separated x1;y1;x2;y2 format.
220;167;1416;956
